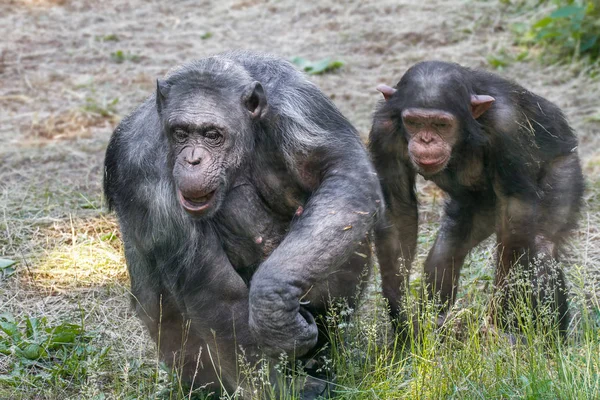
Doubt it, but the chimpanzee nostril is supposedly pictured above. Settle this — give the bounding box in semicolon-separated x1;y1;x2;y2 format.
185;157;201;166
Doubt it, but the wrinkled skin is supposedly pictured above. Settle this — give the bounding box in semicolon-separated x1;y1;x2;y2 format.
369;61;583;337
104;51;383;397
401;108;457;175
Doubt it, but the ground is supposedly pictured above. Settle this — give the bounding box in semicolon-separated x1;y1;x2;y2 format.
1;0;599;399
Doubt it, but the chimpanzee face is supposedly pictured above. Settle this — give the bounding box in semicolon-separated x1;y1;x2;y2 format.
157;78;267;217
376;72;494;177
401;108;458;175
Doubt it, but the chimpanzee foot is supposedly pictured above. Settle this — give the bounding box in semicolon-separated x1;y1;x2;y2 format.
299;375;330;400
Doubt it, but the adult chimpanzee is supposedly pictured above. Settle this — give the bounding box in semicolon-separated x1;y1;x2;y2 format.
369;61;583;336
104;51;382;396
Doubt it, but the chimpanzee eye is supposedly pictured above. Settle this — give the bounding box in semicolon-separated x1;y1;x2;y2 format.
173;128;188;141
204;130;223;143
405;120;423;130
433;122;449;129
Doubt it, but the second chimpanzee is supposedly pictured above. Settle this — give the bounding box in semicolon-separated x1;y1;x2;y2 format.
104;51;383;397
370;61;583;335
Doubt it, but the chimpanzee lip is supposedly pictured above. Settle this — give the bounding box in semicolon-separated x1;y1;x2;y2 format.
416;156;449;174
418;156;447;166
178;190;216;214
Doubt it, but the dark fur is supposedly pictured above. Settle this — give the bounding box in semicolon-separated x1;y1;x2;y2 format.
104;51;383;395
369;61;584;335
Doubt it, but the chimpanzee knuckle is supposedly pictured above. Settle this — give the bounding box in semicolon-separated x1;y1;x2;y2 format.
249;303;318;357
248;276;318;356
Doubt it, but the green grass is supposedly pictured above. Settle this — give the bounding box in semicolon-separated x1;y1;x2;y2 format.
1;178;599;399
2;230;598;399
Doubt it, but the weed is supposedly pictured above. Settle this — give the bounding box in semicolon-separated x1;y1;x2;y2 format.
110;50;141;64
504;0;600;65
291;57;345;75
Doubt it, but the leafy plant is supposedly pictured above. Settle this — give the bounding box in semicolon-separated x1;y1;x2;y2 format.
0;313;109;387
0;259;16;280
523;1;600;63
291;57;345;75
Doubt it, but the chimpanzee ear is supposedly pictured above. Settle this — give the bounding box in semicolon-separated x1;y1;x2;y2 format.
243;81;267;119
376;84;397;101
471;94;495;119
156;79;170;111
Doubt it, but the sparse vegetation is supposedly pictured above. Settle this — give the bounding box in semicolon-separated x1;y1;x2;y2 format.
95;34;120;42
503;0;600;65
110;50;141;64
0;312;110;391
291;57;345;75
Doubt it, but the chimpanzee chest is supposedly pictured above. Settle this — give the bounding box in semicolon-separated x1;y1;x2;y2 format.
428;150;490;197
216;179;307;281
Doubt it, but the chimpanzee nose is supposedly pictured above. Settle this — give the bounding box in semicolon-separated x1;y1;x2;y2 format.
185;149;202;166
421;136;433;144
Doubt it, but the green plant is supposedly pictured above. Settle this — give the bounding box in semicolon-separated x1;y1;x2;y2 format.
95;34;119;42
527;1;600;62
110;50;141;64
0;313;110;388
0;259;16;280
291;57;345;75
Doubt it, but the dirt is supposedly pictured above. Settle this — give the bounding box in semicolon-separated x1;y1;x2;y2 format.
0;0;599;393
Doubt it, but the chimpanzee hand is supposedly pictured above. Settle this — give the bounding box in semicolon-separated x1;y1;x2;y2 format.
248;267;318;357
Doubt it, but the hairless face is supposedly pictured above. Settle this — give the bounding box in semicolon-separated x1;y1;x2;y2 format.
376;80;494;176
157;77;266;217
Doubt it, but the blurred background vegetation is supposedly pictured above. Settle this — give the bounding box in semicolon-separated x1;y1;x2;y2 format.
503;0;600;68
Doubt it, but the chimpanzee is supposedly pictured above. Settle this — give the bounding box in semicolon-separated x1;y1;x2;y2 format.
104;51;383;396
369;61;583;336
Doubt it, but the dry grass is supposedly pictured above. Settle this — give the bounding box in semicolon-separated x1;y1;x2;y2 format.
25;109;117;142
0;0;599;398
24;215;127;290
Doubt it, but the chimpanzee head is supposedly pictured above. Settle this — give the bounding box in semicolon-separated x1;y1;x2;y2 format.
376;61;494;176
156;59;267;217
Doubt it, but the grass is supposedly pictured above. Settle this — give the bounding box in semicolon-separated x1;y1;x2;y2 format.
0;180;598;399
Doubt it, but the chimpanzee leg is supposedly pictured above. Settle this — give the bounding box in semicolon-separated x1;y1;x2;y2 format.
494;194;567;335
125;244;227;393
369;158;418;332
494;194;537;322
424;200;495;310
532;154;583;334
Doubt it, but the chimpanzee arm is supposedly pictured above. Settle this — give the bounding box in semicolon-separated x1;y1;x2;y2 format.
364;117;420;329
249;133;383;357
181;243;258;389
423;199;495;310
373;157;418;326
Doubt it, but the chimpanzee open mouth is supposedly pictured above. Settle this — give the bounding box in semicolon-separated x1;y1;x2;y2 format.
178;190;216;214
